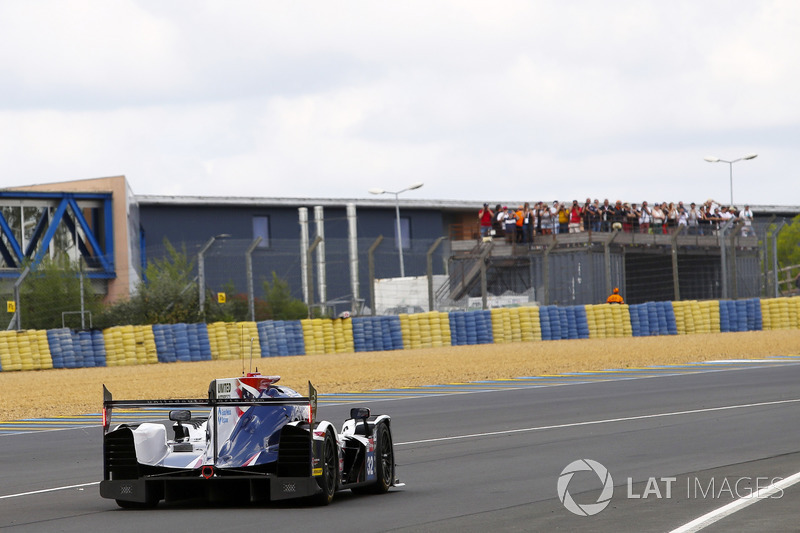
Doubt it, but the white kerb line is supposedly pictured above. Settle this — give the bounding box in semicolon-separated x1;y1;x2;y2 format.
669;471;800;533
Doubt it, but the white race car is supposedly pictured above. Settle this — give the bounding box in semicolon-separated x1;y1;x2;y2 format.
100;372;399;507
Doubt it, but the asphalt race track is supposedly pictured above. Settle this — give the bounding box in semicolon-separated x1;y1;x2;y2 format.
3;360;800;532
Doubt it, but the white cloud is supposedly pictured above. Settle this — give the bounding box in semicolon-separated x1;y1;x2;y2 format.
0;0;798;207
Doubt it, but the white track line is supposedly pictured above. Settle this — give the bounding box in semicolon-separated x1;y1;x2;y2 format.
0;482;99;500
395;396;800;446
5;393;800;502
669;472;800;533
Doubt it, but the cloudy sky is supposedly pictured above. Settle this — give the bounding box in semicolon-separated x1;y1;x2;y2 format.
2;1;798;207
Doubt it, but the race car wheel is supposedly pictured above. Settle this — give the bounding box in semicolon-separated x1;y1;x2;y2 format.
353;421;394;495
314;432;337;505
373;422;394;493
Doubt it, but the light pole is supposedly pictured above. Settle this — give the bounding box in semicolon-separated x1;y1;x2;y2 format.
703;153;758;206
368;182;424;278
197;234;230;318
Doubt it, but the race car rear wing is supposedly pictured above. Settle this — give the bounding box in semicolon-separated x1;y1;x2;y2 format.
103;382;318;430
103;382;319;465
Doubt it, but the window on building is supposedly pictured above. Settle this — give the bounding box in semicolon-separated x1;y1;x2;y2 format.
393;216;411;250
252;216;270;248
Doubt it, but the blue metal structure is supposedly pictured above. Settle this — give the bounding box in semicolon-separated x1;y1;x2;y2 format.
0;191;115;280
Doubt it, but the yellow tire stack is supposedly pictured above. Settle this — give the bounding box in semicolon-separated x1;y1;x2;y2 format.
237;321;261;359
299;318;320;355
207;322;232;360
762;297;800;330
490;308;510;343
761;299;775;330
508;309;522;343
300;319;315;354
0;331;21;371
102;327;121;366
399;314;412;349
673;301;703;335
321;319;336;354
619;305;633;337
137;326;158;365
31;330;53;369
120;325;137;365
585;305;606;339
672;301;688;335
702;301;721;333
433;311;451;347
607;304;631;337
17;331;33;371
519;306;542;342
331;317;354;353
397;312;450;350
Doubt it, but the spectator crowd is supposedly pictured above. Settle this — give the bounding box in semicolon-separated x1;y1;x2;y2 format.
477;198;756;243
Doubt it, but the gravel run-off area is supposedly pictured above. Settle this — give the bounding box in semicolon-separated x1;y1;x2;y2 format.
1;330;799;422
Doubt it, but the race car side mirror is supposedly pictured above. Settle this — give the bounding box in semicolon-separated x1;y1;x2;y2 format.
350;407;370;420
350;407;371;436
169;410;192;422
170;410;192;442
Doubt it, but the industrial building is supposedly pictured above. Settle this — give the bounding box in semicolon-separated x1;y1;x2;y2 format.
2;176;797;319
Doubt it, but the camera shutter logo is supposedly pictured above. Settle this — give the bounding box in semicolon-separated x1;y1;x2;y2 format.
557;459;614;516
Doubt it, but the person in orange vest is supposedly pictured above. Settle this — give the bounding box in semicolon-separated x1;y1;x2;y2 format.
514;206;525;243
607;287;624;304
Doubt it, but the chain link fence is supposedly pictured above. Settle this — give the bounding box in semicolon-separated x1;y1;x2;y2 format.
1;217;795;330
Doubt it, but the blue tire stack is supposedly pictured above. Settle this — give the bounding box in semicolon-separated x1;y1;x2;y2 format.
540;306;552;340
476;310;493;344
152;324;176;363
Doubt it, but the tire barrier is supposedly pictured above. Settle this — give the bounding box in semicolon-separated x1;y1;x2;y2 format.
718;299;763;333
453;310;494;345
399;311;453;350
541;305;590;340
586;304;632;339
489;307;542;344
761;297;800;330
301;318;354;355
102;325;158;366
0;330;53;371
257;320;306;356
1;297;798;373
48;329;104;369
352;316;404;352
207;321;261;361
671;301;720;335
627;302;677;337
152;323;213;363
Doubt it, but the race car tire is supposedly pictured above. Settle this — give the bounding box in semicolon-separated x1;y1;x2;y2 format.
314;432;337;505
353;421;394;494
373;422;394;493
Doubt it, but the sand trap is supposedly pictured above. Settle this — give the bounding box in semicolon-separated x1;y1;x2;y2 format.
1;329;798;422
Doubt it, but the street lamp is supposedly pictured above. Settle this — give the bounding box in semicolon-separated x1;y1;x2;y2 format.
703;153;758;207
368;182;424;278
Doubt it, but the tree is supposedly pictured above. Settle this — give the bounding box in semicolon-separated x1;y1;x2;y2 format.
97;239;201;327
17;257;103;330
776;214;800;270
262;272;307;320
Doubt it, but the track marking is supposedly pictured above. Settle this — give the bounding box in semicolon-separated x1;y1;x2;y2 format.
0;482;99;500
394;397;800;446
4;396;800;503
669;472;800;533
